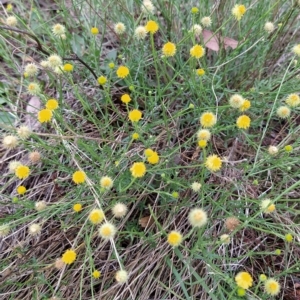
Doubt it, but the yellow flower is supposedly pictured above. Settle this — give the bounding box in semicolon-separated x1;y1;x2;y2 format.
89;209;105;224
100;176;113;189
92;270;101;279
121;94;131;104
167;231;183;247
108;62;115;69
128;109;142;122
239;99;251;111
15;165;30;179
17;185;27;195
98;222;116;239
235;271;253;289
116;66;129;78
196;68;205;76
236;115;251;129
260;199;275;214
6;4;13;12
147;151;160;164
232;4;246;21
198;140;207;148
130;162;146;178
61;249;76;265
38;109;53;123
144;148;154;157
97;76;107;85
188;208;207;228
162;42;176;57
205;154;222;172
292;44;300;56
196;129;211;141
91;27;99;35
259;274;267;282
172;191;179;198
284;145;293;152
264;278;281;296
285;233;293;243
286;93;300;107
63;63;73;72
132;132;139;140
277;106;290;119
191;7;199;14
200;112;217;128
236;288;246;297
46;99;59;110
72;170;86;184
27;82;41;95
73;203;82;212
145;20;159;34
190;44;205;59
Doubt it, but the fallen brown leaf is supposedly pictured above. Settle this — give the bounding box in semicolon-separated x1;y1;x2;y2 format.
139;216;154;228
203;29;238;52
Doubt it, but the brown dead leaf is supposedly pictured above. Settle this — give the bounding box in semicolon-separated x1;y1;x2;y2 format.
139;216;154;228
203;29;238;52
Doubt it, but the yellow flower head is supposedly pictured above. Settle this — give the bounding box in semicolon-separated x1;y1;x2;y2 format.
162;42;176;57
144;148;154;157
200;112;217;128
61;249;76;265
260;199;275;214
100;176;113;189
17;185;27;195
63;63;73;72
205;154;222;172
236;115;251;129
286;93;300;107
130;162;146;178
259;274;267;282
38;109;53;123
15;165;30;179
147;151;160;164
46;99;59;110
232;4;246;21
91;27;99;35
6;4;13;12
116;65;129;78
237;288;246;297
72;170;86;184
121;94;131;104
97;76;107;85
167;231;183;247
285;233;293;243
89;209;105;224
277;106;290;119
92;270;101;279
239;99;251;111
284;145;293;152
98;222;116;239
145;20;159;34
198;140;207;148
292;44;300;56
264;278;281;296
73;203;82;212
196;68;205;76
191;7;199;14
132;132;139;140
235;271;253;289
108;62;115;69
27;82;41;95
190;44;205;59
129;109;142;122
188;208;208;228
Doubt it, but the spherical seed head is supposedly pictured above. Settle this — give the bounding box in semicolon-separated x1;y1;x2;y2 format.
235;271;253;289
236;115;251;129
2;135;18;149
24;63;38;77
15;165;30;179
0;224;10;237
191;182;201;192
17;126;31;139
27;82;41;95
38;109;53;123
220;234;230;244
100;176;113;189
264;22;275;33
116;65;129;78
201;16;212;27
128;109;142;122
29;151;41;163
134;26;147;40
268;146;279;156
98;222;117;239
61;249;76;264
90;27;99;35
52;24;65;36
167;230;183;247
35;201;47;212
205;154;222;172
40;60;50;68
121;94;131;104
72;170;86;184
141;0;155;14
145;20;159;34
196;129;211;141
225;216;240;231
6;16;17;26
46;99;59;110
112;203;128;218
130;162;146;178
190;24;202;36
260;199;276;214
292;44;300;56
114;22;126;35
54;66;64;74
89;209;105;224
54;258;65;270
200;112;216;128
147;151;160;164
115;270;128;283
28;223;42;236
232;4;246;21
190;44;205;59
162;42;176;57
188;208;208;228
229;94;244;108
47;54;62;68
264;278;281;296
286;93;300;107
8;160;22;173
276;106;291;118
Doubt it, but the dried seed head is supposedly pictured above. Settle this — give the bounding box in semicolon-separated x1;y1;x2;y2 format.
29;151;41;163
225;217;240;231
